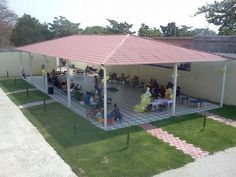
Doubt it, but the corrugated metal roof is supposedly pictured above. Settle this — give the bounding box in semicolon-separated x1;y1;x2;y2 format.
17;34;225;66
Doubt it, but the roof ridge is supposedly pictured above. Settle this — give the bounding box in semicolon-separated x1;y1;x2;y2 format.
102;34;130;66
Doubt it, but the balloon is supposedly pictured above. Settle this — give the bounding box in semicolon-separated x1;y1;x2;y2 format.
102;75;110;83
133;87;151;113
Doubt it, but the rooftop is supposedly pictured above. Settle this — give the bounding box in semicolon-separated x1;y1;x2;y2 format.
17;34;225;66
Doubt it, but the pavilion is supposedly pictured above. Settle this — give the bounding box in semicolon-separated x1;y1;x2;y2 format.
17;34;227;130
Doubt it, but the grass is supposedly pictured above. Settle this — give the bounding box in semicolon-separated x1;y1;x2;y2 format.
22;102;193;177
210;105;236;120
7;90;50;105
0;78;34;92
2;78;236;177
152;114;236;154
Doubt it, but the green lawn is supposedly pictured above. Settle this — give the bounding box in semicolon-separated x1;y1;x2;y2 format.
210;105;236;120
0;78;34;92
152;114;236;154
8;90;50;105
22;103;193;177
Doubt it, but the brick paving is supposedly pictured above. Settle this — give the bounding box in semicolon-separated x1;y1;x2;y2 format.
206;112;236;128
140;123;209;159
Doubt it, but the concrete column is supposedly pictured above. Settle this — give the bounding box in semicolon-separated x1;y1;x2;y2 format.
29;53;33;84
66;60;71;107
103;66;107;129
220;62;227;107
44;55;48;94
172;63;178;116
19;52;23;78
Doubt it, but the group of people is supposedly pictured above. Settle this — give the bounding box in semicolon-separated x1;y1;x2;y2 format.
109;72;128;84
147;79;180;100
109;72;145;88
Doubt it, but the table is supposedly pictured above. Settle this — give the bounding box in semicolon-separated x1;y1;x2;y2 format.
181;96;189;104
150;99;173;111
189;99;206;108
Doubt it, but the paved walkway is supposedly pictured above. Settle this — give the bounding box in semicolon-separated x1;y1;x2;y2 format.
18;99;55;109
140;123;209;159
6;88;37;95
0;88;77;177
206;112;236;128
154;147;236;177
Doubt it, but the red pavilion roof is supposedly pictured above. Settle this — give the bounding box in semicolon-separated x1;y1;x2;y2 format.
17;34;225;66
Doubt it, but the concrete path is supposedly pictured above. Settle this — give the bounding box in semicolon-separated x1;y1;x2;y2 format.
0;88;77;177
154;147;236;177
140;123;208;159
6;88;37;95
18;99;55;109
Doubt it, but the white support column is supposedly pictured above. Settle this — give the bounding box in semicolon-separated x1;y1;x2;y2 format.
172;63;178;116
220;62;227;107
44;55;48;94
19;52;23;78
66;60;71;107
103;66;108;129
56;57;61;72
29;53;33;84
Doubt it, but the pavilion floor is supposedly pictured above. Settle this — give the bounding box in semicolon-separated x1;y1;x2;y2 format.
26;75;220;130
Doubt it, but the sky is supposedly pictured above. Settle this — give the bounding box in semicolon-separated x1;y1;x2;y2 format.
8;0;219;33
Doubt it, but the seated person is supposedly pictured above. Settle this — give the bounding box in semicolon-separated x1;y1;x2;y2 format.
132;75;139;87
50;69;56;77
61;82;67;93
110;103;123;122
85;65;90;74
111;72;117;82
21;68;26;79
153;79;159;89
151;87;159;98
84;92;91;105
89;94;97;106
165;87;173;100
117;73;126;83
177;86;181;96
159;85;166;98
74;83;81;90
98;69;104;78
148;78;154;89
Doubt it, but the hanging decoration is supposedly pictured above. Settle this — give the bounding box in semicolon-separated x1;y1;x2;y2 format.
133;87;151;113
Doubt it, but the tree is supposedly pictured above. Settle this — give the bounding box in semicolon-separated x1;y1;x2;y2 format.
138;23;162;37
10;14;48;46
160;22;179;37
48;16;82;37
106;19;135;34
193;28;217;36
0;0;17;47
82;26;109;34
178;25;195;36
195;0;236;35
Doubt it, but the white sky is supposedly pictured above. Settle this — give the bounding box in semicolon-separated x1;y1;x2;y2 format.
8;0;219;33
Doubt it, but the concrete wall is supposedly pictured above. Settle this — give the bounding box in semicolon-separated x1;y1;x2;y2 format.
0;52;57;77
193;36;236;53
70;60;99;70
107;61;236;106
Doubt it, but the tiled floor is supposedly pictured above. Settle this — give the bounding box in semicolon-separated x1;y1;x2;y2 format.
26;75;220;130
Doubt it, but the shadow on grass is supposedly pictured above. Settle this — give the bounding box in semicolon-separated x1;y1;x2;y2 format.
210;105;236;120
7;90;50;105
22;102;142;148
153;113;202;128
0;78;34;92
